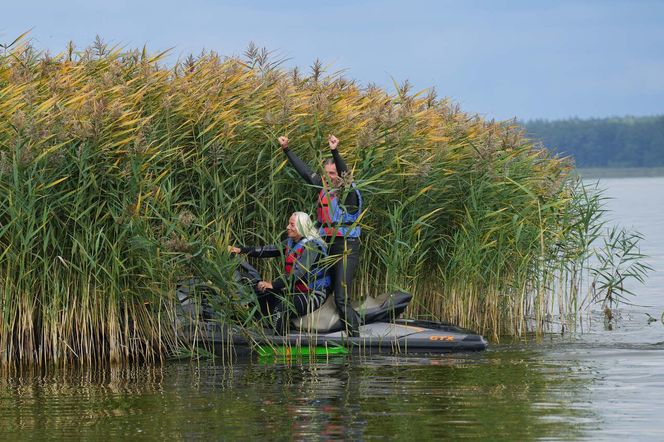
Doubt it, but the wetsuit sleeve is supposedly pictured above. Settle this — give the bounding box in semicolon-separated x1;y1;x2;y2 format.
342;187;359;211
270;277;287;291
331;149;348;175
284;148;323;186
239;244;281;258
331;149;360;211
270;243;321;291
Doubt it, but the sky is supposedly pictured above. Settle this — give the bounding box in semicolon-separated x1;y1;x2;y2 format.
2;0;663;121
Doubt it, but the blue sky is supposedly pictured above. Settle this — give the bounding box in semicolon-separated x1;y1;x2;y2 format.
2;0;663;121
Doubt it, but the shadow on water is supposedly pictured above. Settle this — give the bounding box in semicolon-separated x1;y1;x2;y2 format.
0;349;600;440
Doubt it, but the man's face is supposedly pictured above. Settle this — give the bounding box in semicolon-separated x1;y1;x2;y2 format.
324;163;341;187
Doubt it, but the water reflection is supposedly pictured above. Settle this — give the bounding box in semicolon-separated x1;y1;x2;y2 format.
0;350;599;440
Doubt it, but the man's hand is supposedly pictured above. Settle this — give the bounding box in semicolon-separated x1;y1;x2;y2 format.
227;246;241;254
278;136;289;150
328;134;339;150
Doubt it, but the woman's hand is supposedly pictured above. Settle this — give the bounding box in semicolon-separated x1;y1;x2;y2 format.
257;280;273;292
328;134;339;150
278;136;289;150
227;246;241;254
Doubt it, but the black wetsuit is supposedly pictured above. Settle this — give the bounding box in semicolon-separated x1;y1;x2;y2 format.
283;147;362;336
240;240;328;334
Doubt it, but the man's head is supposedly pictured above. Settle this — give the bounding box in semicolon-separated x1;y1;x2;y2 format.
323;159;342;187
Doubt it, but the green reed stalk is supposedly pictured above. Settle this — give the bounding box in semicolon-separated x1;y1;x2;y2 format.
0;38;648;366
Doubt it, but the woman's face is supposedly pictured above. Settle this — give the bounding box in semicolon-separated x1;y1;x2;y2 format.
286;214;302;241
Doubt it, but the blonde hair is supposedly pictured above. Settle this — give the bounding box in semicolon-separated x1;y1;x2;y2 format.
292;211;323;242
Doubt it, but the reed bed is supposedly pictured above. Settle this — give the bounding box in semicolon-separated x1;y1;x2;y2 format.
0;39;644;367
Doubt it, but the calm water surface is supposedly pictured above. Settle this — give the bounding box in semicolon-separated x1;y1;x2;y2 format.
1;177;663;440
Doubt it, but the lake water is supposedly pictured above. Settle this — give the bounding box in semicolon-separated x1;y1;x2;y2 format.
1;177;663;440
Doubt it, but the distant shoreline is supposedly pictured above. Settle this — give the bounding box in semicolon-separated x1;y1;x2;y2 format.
575;167;664;179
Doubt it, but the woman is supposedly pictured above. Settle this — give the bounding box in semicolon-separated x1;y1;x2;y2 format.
229;212;330;335
278;134;362;337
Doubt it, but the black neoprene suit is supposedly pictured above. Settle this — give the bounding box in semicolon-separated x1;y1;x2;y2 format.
283;147;362;336
240;241;328;334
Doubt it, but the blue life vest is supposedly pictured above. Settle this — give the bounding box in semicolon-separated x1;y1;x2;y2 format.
285;238;331;293
317;183;362;238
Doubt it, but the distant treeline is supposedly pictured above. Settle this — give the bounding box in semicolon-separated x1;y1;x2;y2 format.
522;115;664;168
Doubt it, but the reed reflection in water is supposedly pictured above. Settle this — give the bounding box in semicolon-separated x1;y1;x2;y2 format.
0;350;597;440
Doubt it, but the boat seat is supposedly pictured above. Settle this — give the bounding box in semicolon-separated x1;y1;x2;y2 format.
292;291;412;333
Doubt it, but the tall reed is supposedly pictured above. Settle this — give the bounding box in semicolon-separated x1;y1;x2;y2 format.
0;39;644;366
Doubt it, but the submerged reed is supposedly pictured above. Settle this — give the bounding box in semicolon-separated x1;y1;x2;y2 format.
0;38;645;366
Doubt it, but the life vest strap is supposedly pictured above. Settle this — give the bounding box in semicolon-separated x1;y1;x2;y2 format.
315;221;357;228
